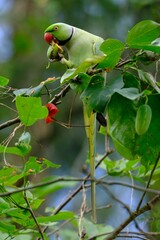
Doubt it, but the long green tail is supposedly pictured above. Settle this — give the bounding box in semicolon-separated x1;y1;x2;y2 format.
83;105;96;223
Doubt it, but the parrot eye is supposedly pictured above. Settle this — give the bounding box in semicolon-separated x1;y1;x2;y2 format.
54;26;59;31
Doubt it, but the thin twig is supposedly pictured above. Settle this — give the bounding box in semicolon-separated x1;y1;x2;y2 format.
88;194;160;240
49;83;70;104
53;151;113;215
136;152;160;211
85;204;112;214
0;84;71;131
112;234;149;240
2;175;160;199
0;117;20;130
37;151;113;240
48;204;112;237
78;184;87;240
104;195;160;240
24;194;45;240
2;122;23;165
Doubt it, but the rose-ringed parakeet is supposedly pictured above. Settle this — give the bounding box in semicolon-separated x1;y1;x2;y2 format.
44;23;105;222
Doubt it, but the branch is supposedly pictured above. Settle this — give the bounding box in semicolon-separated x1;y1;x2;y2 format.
37;151;113;240
136;152;160;210
89;194;160;240
0;117;20;130
49;83;70;104
24;194;45;240
1;175;160;198
53;150;113;215
0;84;71;131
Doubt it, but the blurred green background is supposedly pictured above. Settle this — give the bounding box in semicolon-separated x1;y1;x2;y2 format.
1;0;160;238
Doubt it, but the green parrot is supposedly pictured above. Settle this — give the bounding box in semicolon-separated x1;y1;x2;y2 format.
44;23;105;222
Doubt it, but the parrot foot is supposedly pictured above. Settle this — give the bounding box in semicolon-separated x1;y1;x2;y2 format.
60;58;74;68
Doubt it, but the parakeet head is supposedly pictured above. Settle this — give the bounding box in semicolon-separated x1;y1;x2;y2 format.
44;23;74;45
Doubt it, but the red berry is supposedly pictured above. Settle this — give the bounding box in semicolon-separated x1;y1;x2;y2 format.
45;103;59;124
44;32;53;44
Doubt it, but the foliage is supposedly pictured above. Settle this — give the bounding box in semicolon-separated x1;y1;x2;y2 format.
1;18;160;240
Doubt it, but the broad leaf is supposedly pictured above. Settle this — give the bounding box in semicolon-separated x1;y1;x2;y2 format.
81;75;124;113
82;218;113;239
16;96;48;126
99;39;125;69
0;221;16;233
60;56;103;84
0;144;30;157
135;95;160;167
104;158;139;176
108;93;136;160
0;76;9;86
123;71;140;89
24;156;60;174
15;132;32;155
138;69;160;93
34;177;76;199
108;93;160;167
70;73;91;93
0;167;18;184
13;84;44;97
100;39;125;54
114;87;142;100
126;20;160;52
28;211;75;227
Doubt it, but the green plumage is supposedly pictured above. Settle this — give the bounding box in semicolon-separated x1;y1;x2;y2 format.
44;23;105;222
45;23;104;67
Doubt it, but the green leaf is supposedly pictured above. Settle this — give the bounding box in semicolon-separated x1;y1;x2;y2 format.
104;158;139;176
0;221;16;233
15;132;32;155
24;156;60;174
0;76;9;86
0;144;30;157
15;96;48;126
99;39;125;69
35;211;75;225
34;177;76;199
126;20;160;52
108;93;160;167
114;87;142;100
60;56;103;84
81;218;113;239
60;68;76;83
81;75;124;113
59;229;78;240
0;167;17;184
100;39;125;54
135;95;160;167
70;73;91;93
81;75;106;113
138;69;160;93
13;84;44;97
0;197;10;212
98;51;122;69
24;156;44;174
11;233;33;240
108;93;136;159
4;207;30;219
30;198;44;210
123;72;140;89
42;158;61;169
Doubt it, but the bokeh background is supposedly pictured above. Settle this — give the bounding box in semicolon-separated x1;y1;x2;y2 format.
1;0;160;239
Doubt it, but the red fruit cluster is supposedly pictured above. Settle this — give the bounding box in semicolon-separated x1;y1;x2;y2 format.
46;103;58;124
